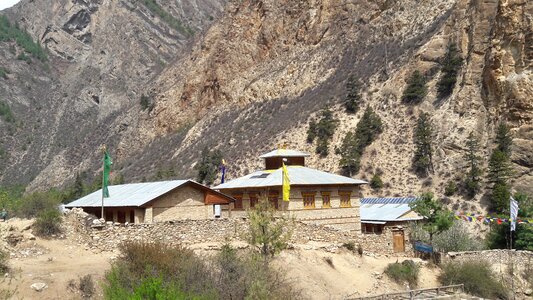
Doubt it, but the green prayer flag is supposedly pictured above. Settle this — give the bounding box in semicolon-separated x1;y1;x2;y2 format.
103;150;112;198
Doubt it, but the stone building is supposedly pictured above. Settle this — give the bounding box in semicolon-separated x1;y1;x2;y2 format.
213;149;367;231
65;180;234;223
360;197;422;253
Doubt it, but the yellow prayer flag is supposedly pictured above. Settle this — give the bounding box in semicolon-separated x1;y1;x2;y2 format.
282;162;290;201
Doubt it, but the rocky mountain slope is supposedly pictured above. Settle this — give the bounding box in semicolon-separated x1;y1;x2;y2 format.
0;0;531;205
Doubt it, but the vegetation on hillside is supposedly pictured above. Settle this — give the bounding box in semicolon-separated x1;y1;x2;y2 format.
436;44;463;99
413;113;433;176
0;15;47;62
344;76;362;114
370;174;384;190
307;107;339;157
337;106;383;176
439;261;508;299
141;0;193;36
384;260;419;288
0;67;9;79
401;70;427;104
409;193;453;243
195;147;223;185
410;221;484;252
0;100;15;123
140;94;154;112
487;123;513;212
463;132;482;197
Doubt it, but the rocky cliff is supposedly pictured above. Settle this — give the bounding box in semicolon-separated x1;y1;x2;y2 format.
0;0;531;206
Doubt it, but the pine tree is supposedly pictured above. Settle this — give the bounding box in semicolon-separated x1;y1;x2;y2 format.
487;122;513;212
495;123;512;155
437;44;463;99
195;147;223;185
413;113;433;176
402;70;428;104
306;108;339;157
463;132;483;197
337;106;383;176
344;76;361;114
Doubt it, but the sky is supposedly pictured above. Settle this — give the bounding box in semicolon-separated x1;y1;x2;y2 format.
0;0;21;11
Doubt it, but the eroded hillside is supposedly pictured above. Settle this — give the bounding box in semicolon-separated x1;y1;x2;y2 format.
0;0;531;205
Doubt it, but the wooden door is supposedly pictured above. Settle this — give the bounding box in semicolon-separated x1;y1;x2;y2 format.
393;230;405;253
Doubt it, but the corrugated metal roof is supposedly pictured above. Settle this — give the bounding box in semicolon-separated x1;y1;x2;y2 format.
65;180;189;208
361;197;418;205
259;149;310;158
213;166;367;189
361;202;422;222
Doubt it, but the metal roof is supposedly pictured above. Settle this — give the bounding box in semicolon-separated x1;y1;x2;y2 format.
259;149;310;158
213;166;367;189
360;198;422;223
361;197;418;205
65;180;190;208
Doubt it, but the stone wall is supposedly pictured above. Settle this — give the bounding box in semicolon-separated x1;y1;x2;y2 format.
443;249;533;266
66;209;409;256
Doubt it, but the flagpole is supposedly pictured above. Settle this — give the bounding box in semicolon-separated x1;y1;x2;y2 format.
101;145;106;221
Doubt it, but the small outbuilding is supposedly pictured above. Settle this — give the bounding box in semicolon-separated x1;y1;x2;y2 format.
360;197;422;253
65;180;234;223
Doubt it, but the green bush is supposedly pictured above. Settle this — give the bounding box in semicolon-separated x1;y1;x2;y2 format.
33;209;62;237
0;101;15;123
140;94;154;112
439;261;508;299
444;181;457;196
15;191;62;218
370;174;384;189
0;16;47;62
401;70;427;104
384;260;419;287
410;221;484;252
0;67;8;79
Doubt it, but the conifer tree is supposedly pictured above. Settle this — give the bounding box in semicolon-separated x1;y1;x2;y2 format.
413;113;433;176
402;70;428;104
306;108;339;157
437;44;463;99
487;122;513;212
195;147;223;185
463;132;483;197
337;106;383;176
344;76;361;114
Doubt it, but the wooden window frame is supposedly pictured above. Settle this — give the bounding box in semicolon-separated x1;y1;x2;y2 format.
339;191;352;208
321;192;331;208
233;194;243;210
302;192;316;209
249;193;259;209
268;192;279;210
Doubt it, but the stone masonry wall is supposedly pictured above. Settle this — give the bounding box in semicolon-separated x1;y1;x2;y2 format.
443;249;533;266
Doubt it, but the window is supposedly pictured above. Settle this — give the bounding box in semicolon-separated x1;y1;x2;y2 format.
321;192;331;208
249;193;258;208
339;192;351;207
302;193;315;209
233;194;243;210
363;223;383;234
268;192;279;209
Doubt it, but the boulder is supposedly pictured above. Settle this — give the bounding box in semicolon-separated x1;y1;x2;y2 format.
30;282;48;292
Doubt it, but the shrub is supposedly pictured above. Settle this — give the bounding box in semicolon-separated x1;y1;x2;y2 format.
357;244;363;256
342;241;356;252
385;260;419;288
33;209;62;237
0;101;14;123
410;221;484;253
140;94;154;112
0;67;8;79
439;261;508;298
324;257;334;268
370;174;384;189
444;181;457;196
401;70;427;104
15;191;62;218
0;249;8;273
